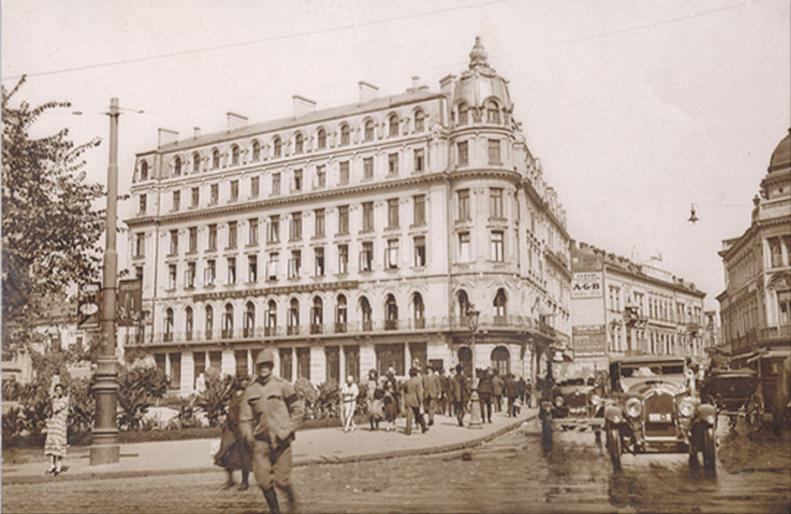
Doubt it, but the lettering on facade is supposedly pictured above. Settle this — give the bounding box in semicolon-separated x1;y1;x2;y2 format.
572;272;603;298
193;280;360;302
572;324;607;356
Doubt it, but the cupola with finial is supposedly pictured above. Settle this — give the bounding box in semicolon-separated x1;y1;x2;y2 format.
451;36;513;126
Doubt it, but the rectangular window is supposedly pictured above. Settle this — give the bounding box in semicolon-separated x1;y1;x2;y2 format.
362;202;374;232
248;218;258;245
135;233;145;258
457;141;468;166
360;242;373;272
293;169;303;192
770;238;783;268
248;255;257;282
458;232;470;262
227;257;236;284
457;189;470;221
387;153;399;176
227;221;237;249
290;212;302;241
314;247;325;276
185;262;196;289
413;195;426;226
268;253;279;280
315;165;326;189
210;184;219;205
250;176;260;198
168;264;177;290
205;259;216;286
339;161;350;185
230;180;239;201
363;157;374;180
386;239;399;269
208;224;218;251
288;250;301;278
169;230;178;255
279;349;293;382
325;347;340;384
414;236;426;267
387;198;399;229
172;190;180;211
487;139;501;164
188;227;198;253
297;348;310;380
490;188;504;218
338;244;348;274
268;215;280;243
338;205;349;235
314;208;325;237
139;194;147;214
413;148;425;173
272;173;281;195
191;187;199;207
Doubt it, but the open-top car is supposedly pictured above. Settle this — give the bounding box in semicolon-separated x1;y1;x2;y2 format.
550;377;605;431
604;355;717;471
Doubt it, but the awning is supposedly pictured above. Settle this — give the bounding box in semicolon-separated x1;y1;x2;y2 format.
746;348;791;363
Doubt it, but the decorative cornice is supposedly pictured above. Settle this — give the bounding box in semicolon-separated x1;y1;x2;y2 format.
193;280;360;302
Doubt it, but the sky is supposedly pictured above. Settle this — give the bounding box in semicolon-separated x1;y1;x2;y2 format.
3;0;790;311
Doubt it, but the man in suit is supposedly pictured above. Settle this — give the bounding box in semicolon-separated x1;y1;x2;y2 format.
403;367;428;435
451;364;470;427
422;367;442;426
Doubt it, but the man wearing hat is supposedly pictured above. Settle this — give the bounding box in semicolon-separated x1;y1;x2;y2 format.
240;349;304;514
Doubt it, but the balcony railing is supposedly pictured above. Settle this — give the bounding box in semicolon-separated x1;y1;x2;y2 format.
310;323;323;334
759;325;791;342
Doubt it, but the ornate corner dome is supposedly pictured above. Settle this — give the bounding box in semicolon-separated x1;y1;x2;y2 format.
769;129;790;171
452;36;512;112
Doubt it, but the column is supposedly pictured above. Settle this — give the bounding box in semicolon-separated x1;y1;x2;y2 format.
221;349;235;376
339;345;346;380
181;352;194;397
247;348;253;376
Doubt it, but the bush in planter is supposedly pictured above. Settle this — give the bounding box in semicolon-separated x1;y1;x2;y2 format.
196;368;233;428
117;363;169;431
294;377;318;420
315;381;340;419
166;396;203;430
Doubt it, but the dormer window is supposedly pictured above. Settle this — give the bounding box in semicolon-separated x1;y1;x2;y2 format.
173;156;182;176
317;128;327;149
140;161;149;181
486;100;501;124
212;148;221;169
340;124;350;146
458;103;469;125
388;113;399;137
414;109;425;132
231;145;240;166
294;132;304;154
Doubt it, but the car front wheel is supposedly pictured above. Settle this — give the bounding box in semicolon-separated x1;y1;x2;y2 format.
702;426;716;471
607;426;622;470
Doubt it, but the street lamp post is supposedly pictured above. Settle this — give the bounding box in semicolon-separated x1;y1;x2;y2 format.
467;306;483;429
90;98;121;465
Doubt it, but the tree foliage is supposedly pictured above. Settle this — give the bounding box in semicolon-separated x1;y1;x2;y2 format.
2;75;104;346
196;368;234;428
117;364;169;431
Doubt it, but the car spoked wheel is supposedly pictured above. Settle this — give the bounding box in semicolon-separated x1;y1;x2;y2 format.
702;426;716;471
606;425;621;471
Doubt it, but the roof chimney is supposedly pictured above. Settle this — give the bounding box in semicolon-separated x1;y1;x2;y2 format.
439;74;456;98
357;81;378;104
193;127;201;139
226;112;248;131
157;128;179;149
292;95;316;117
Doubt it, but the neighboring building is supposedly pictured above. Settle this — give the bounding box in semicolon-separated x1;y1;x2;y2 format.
124;38;571;395
717;130;791;367
570;242;707;375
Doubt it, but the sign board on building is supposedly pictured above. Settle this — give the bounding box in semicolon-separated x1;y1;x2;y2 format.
572;272;603;299
77;282;102;329
572;325;607;356
117;278;143;327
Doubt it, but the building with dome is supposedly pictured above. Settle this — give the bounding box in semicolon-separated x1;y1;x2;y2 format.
124;38;571;395
717;130;791;367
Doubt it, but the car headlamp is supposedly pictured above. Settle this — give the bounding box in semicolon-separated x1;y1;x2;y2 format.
625;398;642;418
554;396;564;407
591;394;601;406
677;397;695;417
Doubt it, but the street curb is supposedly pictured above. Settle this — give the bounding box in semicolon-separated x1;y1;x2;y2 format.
3;414;536;486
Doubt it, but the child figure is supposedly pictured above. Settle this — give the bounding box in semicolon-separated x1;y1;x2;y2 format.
382;382;398;432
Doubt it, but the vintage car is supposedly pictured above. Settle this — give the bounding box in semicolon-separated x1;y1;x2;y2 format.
604;355;717;471
550;377;605;430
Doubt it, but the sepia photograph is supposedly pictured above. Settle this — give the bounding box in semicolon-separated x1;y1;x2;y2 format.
1;1;789;512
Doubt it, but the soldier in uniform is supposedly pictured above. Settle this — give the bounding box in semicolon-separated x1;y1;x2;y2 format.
239;349;304;514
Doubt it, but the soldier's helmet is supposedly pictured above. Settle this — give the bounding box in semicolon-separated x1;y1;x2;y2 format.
255;349;276;366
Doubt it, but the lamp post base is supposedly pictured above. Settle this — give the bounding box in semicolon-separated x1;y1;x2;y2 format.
468;390;483;429
89;444;120;466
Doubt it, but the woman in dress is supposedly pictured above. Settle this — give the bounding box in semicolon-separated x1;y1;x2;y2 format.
44;383;69;475
214;376;251;490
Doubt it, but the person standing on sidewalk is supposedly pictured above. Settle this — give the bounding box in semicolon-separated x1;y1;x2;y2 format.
492;371;503;413
422;367;442;426
451;364;469;427
240;349;304;514
44;383;69;476
214;375;252;490
382;381;398;431
504;374;519;418
477;368;494;423
341;375;359;432
403;368;428;435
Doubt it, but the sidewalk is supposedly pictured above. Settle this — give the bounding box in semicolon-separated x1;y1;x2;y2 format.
3;408;537;485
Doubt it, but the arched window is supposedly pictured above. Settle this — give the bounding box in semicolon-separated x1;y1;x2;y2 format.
317;129;326;150
339;124;350;146
364;120;375;142
493;288;507;323
273;137;282;158
222;303;234;338
458;102;469;126
192;152;201;173
185;306;193;341
294;133;304;154
385;294;398;330
173;156;182;176
140;161;149;181
311;296;323;333
336;294;348;332
486;100;501;124
388;113;399;137
457;290;470;323
491;346;510;376
164;307;174;341
288;298;300;334
359;296;372;331
205;305;214;340
266;300;277;336
252;140;261;161
414;109;425;132
244;301;255;337
412;292;425;328
212;148;221;169
231;145;240;166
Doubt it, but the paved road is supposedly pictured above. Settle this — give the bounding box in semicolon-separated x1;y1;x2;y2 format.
4;418;789;513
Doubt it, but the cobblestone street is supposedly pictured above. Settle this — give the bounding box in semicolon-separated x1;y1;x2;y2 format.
4;418;789;513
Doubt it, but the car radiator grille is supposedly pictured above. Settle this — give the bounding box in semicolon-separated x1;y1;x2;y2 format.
644;392;676;437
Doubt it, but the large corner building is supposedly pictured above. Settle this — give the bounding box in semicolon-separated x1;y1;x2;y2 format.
124;38;572;395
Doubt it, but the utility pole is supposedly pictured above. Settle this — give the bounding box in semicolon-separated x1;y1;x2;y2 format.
90;98;120;465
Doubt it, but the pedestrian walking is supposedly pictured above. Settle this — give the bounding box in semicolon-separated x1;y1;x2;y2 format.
516;376;526;407
341;375;359;432
240;349;304;514
423;367;442;426
382;381;399;431
403;368;428;435
525;378;534;408
451;364;470;427
477;368;494;423
440;368;452;416
504;374;519;417
493;372;503;413
44;383;69;476
214;375;252;490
